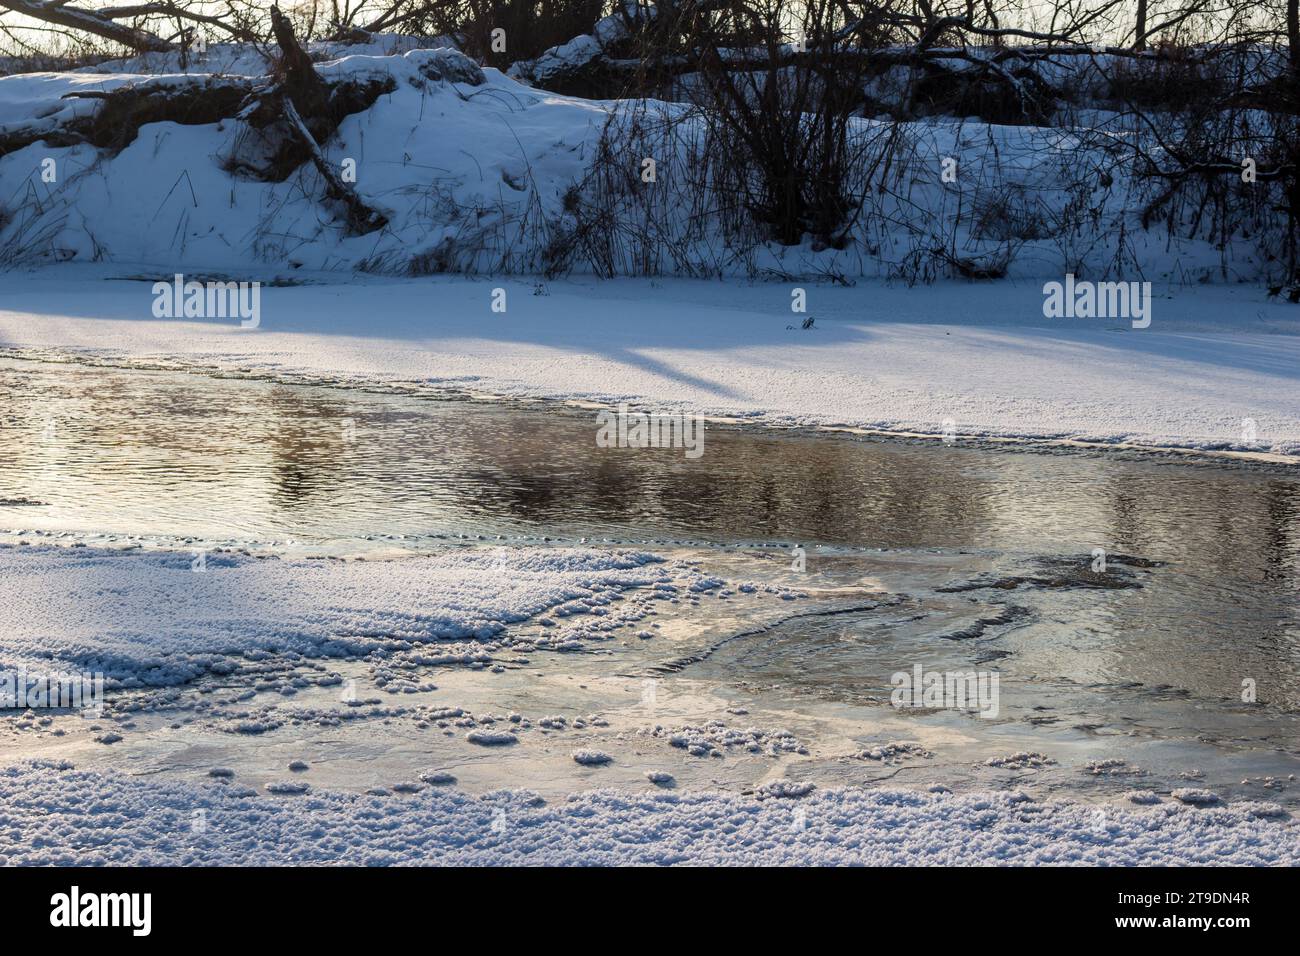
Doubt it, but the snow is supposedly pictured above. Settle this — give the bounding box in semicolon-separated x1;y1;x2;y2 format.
1;761;1293;865
1125;791;1162;804
0;70;136;129
0;53;600;273
1;37;1296;456
1172;788;1222;806
71;36;460;79
510;9;643;84
265;781;310;795
1;35;1297;868
0;543;674;686
756;779;816;799
466;730;518;746
987;752;1057;769
0;42;1285;282
2;272;1295;456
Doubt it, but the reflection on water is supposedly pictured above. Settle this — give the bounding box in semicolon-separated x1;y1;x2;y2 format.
4;358;1300;561
2;357;1299;708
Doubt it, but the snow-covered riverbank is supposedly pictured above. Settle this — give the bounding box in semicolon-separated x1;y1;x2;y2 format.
3;270;1298;457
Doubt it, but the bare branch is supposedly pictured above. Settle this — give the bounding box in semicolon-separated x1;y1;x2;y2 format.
0;0;172;51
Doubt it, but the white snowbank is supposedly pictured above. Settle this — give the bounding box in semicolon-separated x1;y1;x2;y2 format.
0;52;605;273
0;761;1293;865
2;272;1296;455
0;40;1282;281
0;543;672;686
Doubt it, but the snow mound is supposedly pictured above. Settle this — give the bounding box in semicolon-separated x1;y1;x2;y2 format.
1124;790;1162;805
265;781;310;795
418;771;457;786
466;730;517;746
1172;788;1222;806
0;53;596;273
857;742;933;763
756;779;816;800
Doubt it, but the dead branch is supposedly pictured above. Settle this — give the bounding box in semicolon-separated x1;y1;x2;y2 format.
95;2;256;42
279;94;387;234
0;0;172;51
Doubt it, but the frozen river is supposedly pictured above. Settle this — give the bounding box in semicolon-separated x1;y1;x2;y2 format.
2;354;1298;810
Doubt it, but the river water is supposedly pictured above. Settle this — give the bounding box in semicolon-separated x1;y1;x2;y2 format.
3;355;1298;799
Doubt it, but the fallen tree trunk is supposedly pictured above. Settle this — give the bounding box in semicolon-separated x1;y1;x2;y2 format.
0;76;254;158
0;0;173;52
269;5;330;123
279;95;387;234
229;6;387;234
519;38;1210;105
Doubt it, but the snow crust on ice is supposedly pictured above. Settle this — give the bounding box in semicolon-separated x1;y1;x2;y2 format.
265;781;310;795
0;544;668;686
1;761;1294;866
986;751;1058;769
756;779;816;800
648;720;805;758
467;730;518;746
1172;788;1222;806
1124;790;1162;805
857;742;933;763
